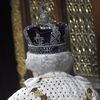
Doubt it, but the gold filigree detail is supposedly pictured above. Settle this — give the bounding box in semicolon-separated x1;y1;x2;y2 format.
11;0;26;86
66;0;99;77
85;88;93;100
31;88;51;100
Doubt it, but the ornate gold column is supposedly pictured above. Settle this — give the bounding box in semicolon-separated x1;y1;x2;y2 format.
65;0;100;89
11;0;26;86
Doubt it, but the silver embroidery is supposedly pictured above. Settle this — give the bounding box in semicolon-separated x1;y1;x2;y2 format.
50;25;61;44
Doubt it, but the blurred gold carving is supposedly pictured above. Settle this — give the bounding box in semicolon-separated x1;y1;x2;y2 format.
66;0;99;77
11;0;26;86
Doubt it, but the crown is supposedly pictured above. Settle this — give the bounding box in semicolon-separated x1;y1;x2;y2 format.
24;1;70;54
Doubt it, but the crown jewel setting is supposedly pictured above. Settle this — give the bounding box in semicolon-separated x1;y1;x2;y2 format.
24;1;70;54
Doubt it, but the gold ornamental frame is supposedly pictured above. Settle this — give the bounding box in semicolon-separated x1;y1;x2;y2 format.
11;0;26;86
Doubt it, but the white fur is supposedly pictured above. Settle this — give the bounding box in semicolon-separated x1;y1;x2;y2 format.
26;52;74;74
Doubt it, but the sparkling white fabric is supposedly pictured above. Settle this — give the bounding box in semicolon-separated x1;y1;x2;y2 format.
26;52;74;74
8;72;99;100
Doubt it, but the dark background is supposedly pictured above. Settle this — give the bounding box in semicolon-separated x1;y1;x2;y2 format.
0;0;20;100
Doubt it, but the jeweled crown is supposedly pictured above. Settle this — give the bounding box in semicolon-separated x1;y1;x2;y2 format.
24;1;70;54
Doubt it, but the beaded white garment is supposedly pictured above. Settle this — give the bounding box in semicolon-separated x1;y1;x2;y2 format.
8;72;99;100
26;52;74;74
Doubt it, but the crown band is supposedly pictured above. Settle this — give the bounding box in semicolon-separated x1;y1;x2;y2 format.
28;43;68;54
